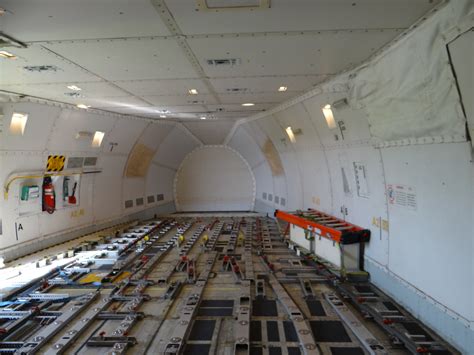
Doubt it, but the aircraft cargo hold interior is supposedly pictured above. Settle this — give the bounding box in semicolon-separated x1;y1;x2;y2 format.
0;1;473;354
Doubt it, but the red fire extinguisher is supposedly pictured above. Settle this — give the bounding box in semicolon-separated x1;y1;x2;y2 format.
42;176;56;214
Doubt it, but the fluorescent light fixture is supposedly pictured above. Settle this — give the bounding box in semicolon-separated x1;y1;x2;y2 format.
278;86;288;92
188;89;198;95
0;50;16;59
285;126;296;143
77;104;90;109
67;85;82;91
322;104;337;129
91;131;105;148
9;112;28;135
242;102;255;107
160;114;167;118
200;116;207;120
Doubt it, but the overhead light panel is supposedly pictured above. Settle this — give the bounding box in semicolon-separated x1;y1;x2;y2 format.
67;85;82;91
188;89;198;95
322;104;337;129
242;102;255;107
160;114;167;118
285;126;296;143
200;116;207;120
9;112;28;135
0;50;16;59
91;131;105;148
278;86;288;92
77;104;90;109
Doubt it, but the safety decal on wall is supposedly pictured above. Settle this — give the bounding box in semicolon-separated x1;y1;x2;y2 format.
387;184;417;210
46;155;66;172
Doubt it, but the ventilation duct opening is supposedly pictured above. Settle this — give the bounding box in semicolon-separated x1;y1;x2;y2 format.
206;58;240;66
197;0;270;11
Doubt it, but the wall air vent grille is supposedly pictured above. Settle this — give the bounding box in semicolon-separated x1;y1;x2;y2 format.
262;192;267;200
136;198;144;206
67;157;84;169
268;194;273;202
157;194;164;201
125;200;133;208
280;198;286;206
275;196;279;204
147;195;155;203
206;58;240;66
84;157;97;167
23;65;60;72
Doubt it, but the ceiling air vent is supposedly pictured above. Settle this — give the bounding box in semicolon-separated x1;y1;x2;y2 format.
206;58;240;66
24;65;60;73
64;92;82;98
226;88;248;93
196;0;270;11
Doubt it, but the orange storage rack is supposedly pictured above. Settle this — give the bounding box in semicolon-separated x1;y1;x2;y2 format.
274;209;370;244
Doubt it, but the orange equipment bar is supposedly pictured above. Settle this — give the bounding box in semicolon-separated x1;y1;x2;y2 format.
274;209;370;244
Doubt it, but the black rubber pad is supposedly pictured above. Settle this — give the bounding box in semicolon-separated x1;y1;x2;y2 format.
183;344;210;355
250;321;262;341
267;321;280;342
250;347;263;355
383;301;398;311
354;285;373;293
197;307;233;316
310;321;351;342
306;300;326;316
188;320;215;340
330;347;364;355
401;322;433;341
200;300;234;308
269;347;282;355
283;321;298;342
287;347;302;355
252;299;278;316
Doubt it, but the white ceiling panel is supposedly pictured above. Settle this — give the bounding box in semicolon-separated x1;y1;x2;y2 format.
188;32;396;78
0;45;99;85
76;96;149;109
167;0;439;35
0;82;129;104
217;92;297;104
182;120;235;144
142;94;219;106
210;75;331;93
0;0;170;42
45;38;199;81
116;79;209;96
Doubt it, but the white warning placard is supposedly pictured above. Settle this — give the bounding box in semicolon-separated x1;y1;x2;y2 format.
387;184;417;210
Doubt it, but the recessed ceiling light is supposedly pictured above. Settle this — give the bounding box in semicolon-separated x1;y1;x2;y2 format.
200;116;207;120
278;86;288;92
91;131;105;148
285;126;296;143
77;104;90;109
322;104;337;129
188;89;198;95
67;85;82;91
242;103;255;107
9;112;28;135
160;115;167;118
0;50;16;59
